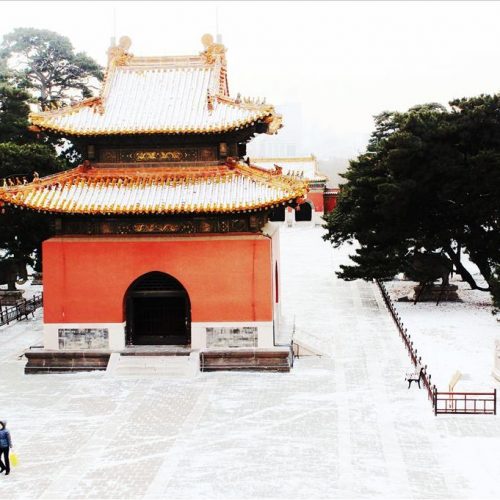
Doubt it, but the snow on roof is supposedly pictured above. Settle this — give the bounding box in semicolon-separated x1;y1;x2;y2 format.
0;162;307;215
250;156;328;182
29;35;282;136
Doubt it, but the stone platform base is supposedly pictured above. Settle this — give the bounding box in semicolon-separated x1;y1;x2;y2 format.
413;284;461;302
25;346;293;374
200;347;292;372
398;284;461;302
0;290;24;306
25;349;110;374
24;346;189;374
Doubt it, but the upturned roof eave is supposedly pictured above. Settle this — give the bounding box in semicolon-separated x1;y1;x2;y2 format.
0;162;308;216
27;114;275;137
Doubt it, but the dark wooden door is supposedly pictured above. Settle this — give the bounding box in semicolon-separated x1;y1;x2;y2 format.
131;294;188;345
125;272;191;346
295;201;312;221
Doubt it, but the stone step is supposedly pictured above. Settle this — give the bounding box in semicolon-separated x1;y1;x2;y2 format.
106;351;199;378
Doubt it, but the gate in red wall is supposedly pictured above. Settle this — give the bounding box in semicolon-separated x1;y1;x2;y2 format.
125;271;191;346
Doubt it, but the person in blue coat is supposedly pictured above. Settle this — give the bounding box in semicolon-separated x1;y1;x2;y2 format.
0;420;12;475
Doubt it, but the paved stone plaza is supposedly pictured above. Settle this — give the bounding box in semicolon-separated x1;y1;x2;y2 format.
0;226;499;499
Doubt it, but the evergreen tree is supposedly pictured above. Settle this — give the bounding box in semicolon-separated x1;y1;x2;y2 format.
0;28;102;271
0;79;32;144
0;142;66;271
323;97;500;305
0;27;103;110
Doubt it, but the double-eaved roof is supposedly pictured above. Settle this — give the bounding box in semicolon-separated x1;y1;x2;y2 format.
0;161;307;215
29;34;282;136
0;35;307;216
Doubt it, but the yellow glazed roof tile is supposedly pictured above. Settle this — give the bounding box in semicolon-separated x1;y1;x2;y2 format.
29;35;282;136
251;156;328;182
0;162;308;215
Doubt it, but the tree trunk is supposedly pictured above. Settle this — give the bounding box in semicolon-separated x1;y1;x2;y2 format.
445;245;490;291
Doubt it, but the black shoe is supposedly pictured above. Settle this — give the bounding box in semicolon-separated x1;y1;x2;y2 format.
5;471;9;475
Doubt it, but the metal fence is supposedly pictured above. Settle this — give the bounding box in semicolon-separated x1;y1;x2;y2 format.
433;389;497;415
376;280;496;415
0;293;43;327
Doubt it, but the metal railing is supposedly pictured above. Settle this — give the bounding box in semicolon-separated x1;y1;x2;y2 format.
433;389;497;415
376;280;496;415
0;293;43;327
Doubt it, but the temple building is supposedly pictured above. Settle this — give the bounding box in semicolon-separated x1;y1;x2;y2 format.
251;155;338;224
0;35;307;372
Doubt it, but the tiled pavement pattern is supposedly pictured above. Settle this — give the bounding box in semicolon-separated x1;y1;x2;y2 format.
0;226;498;498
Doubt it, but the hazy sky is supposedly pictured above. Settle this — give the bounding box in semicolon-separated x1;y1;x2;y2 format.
2;1;500;159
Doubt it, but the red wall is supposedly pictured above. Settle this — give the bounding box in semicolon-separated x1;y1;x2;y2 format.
307;190;324;212
43;235;273;324
324;191;338;213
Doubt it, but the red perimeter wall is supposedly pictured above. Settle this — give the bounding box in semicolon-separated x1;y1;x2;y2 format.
324;191;338;213
307;191;325;212
43;235;273;324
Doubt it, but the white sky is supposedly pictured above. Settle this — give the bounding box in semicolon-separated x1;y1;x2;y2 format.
2;0;500;158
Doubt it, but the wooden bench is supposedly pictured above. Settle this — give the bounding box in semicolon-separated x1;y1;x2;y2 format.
405;367;424;388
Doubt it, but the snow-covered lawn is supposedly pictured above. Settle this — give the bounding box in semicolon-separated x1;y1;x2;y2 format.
384;269;499;392
0;226;498;499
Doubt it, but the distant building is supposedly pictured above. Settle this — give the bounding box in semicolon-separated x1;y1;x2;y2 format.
252;155;339;224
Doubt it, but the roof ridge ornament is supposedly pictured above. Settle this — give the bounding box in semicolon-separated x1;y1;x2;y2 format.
27;34;281;136
107;36;133;67
200;33;226;65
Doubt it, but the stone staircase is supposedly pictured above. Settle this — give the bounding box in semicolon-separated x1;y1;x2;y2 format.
106;350;199;377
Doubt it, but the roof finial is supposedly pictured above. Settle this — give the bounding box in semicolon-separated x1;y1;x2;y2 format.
200;33;226;64
118;35;131;51
201;33;214;50
107;35;133;66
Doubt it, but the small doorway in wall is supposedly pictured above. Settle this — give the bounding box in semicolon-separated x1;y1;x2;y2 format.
269;205;286;221
295;201;313;221
125;272;191;345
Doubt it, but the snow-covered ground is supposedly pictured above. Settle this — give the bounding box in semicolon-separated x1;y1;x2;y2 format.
0;226;498;499
384;268;499;391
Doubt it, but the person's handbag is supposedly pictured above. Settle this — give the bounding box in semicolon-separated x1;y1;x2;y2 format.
10;452;19;467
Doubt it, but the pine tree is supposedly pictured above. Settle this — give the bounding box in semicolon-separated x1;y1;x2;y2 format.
0;28;102;272
323;98;500;305
0;27;103;110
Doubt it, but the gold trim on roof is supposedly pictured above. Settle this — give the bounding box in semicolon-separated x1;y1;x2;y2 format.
28;34;281;136
0;161;308;215
107;35;133;67
28;113;276;136
200;33;226;65
251;155;328;182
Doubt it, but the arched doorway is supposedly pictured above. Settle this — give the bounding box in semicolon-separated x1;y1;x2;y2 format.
125;272;191;346
295;201;313;221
